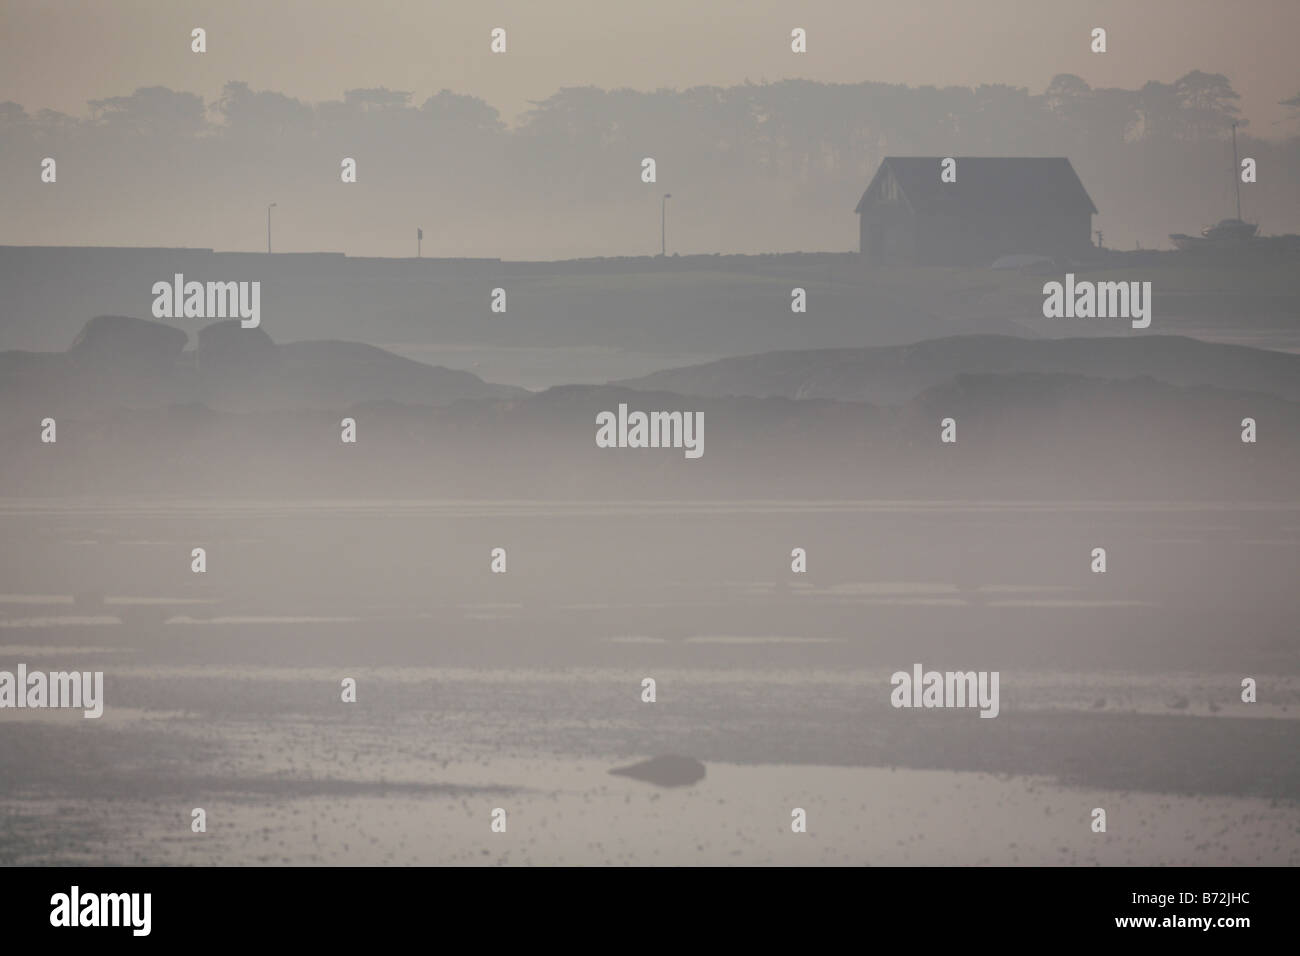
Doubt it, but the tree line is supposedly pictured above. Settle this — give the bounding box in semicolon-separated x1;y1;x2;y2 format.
2;73;1297;256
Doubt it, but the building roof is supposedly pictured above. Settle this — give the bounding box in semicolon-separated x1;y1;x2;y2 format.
854;157;1097;217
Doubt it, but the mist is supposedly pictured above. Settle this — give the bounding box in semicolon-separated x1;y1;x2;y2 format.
3;72;1300;258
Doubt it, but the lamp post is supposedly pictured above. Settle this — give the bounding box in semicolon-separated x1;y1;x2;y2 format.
661;193;671;257
1232;121;1241;221
267;202;277;254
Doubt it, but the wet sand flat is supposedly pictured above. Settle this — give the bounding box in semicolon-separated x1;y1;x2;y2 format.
1;500;1296;865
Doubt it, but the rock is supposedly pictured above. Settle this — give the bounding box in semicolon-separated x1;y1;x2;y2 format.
68;315;188;365
609;755;706;787
196;319;279;376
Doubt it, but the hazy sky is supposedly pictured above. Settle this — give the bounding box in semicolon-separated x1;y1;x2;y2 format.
3;0;1298;133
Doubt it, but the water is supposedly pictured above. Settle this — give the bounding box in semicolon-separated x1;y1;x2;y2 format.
1;498;1296;864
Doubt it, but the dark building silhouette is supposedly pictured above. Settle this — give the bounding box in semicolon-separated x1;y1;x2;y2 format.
854;157;1097;265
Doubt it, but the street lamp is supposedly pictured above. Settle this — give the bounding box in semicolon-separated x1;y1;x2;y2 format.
661;193;671;257
267;202;277;254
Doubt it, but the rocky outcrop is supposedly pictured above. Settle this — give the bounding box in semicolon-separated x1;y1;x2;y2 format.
68;314;188;366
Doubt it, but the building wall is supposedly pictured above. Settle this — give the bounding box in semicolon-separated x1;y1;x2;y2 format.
862;210;1092;265
859;205;915;263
